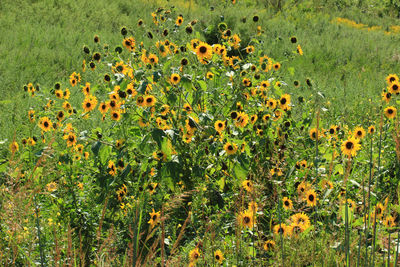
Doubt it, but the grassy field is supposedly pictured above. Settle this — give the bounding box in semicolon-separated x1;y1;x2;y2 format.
1;0;400;143
2;0;400;265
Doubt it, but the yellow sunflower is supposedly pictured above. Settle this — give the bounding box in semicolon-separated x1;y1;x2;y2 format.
353;126;366;139
341;137;361;157
170;73;181;85
242;179;253;192
108;160;117;176
282;197;293;210
110;110;121;121
144;95;156;107
82;95;98;112
38;117;53;132
384;106;397;119
291;212;311;229
263;240;276;251
189;247;201;263
224;142;238;155
214;120;226;133
148;209;161;229
388;82;400;94
238;210;255;228
63;133;77;147
214;250;224;264
305;189;318;207
195;41;213;62
386;74;399;85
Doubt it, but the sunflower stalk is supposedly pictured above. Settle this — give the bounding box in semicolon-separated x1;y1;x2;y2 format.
277;193;284;267
34;195;46;267
357;230;362;267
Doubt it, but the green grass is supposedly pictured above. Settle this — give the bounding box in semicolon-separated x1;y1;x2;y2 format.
0;0;399;138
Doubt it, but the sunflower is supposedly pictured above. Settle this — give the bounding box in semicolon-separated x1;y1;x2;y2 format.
126;83;137;97
384;106;397;119
148;54;159;65
56;110;65;121
38;117;53;132
63;133;77;147
82;95;98;112
153;150;167;162
235;112;249;128
148;209;161;229
108;160;117;176
242;179;253;192
279;94;291;109
381;91;391;103
273;62;281;71
238;210;254;228
214;250;224;264
262;114;271;122
122;36;136;52
368;125;375;135
99;102;109;114
291;212;311;229
353;126;366;139
195;41;213;61
144;95;156;107
305;189;318;207
175;15;183;26
55;89;63;99
260;80;270;91
224;142;238;155
46;182;57;192
148;182;158;195
189;247;201;263
341;137;361;157
28;110;35;122
386;74;399;85
273;223;288;237
115;139;124;150
389;82;400;94
309;128;319;141
214;120;226;133
170;73;181;85
383;215;396;228
75;144;84;154
110;110;121;121
245;45;255;54
375;202;385;218
9;141;19;153
64;88;70;99
250;115;258;124
263;240;276;252
183;103;192;113
297;45;303;55
82;82;90;96
282;197;293;210
328;125;337;135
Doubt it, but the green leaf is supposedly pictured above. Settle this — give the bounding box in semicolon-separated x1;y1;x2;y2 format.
151;129;166;148
91;141;101;156
99;145;111;165
138;80;148;94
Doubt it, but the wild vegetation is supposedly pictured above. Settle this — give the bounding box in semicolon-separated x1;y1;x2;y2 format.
2;0;400;266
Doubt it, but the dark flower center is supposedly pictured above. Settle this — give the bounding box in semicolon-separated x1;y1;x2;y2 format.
199;46;207;54
346;141;354;149
308;194;314;201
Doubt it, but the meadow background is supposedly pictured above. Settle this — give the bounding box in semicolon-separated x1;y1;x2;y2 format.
2;0;400;266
